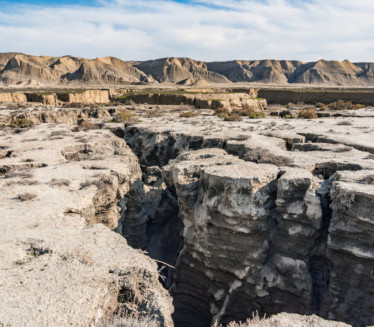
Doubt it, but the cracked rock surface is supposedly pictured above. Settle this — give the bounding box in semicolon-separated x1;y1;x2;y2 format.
123;109;374;327
0;124;173;327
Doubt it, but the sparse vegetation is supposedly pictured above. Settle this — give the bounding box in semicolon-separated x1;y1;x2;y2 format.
109;110;136;123
8;118;34;128
77;121;100;130
145;109;163;118
224;113;243;121
336;121;353;126
248;111;266;119
98;314;159;327
50;178;71;187
297;109;318;119
179;111;200;118
315;102;325;108
327;99;366;110
362;174;374;184
5;168;33;179
15;192;38;202
212;311;291;327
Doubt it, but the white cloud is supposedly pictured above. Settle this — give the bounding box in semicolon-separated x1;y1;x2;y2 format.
0;0;373;62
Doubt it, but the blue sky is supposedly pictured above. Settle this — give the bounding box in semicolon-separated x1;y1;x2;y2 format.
0;0;373;62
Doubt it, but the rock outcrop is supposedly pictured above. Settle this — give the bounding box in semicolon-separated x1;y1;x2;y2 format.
1;100;373;327
123;110;374;327
122;92;267;112
56;90;110;104
0;124;174;327
0;92;27;102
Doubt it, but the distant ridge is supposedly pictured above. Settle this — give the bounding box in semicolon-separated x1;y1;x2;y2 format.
1;53;374;87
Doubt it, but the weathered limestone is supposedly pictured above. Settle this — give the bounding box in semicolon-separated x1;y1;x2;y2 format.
57;90;110;104
123;93;267;112
122;109;374;327
27;92;59;105
0;92;27;102
0;124;174;327
326;170;374;325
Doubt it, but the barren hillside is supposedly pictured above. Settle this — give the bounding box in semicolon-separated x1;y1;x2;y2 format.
1;53;374;87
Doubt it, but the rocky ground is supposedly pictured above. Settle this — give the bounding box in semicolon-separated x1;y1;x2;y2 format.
0;123;173;327
0;100;373;327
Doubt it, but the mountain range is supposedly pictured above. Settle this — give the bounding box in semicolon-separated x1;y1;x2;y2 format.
1;53;374;87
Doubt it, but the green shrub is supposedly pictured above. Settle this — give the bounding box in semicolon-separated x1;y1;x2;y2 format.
8;118;34;128
248;111;266;119
109;110;137;123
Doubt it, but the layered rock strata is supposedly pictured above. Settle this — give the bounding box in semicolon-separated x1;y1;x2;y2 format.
122;92;267;112
123;111;374;327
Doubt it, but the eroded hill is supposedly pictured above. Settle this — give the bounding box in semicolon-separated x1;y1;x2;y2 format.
1;53;374;87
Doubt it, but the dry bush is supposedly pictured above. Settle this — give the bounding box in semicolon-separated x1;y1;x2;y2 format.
336;121;353;126
6;179;39;187
362;174;374;184
212;312;290;327
8;118;34;128
315;102;326;108
297;109;318;119
232;108;266;119
113;110;136;122
98;313;159;327
214;107;231;117
248;111;266;119
50;178;71;187
78;120;100;130
179;111;200;118
15;192;38;202
224;113;243;121
145;109;163;118
80;177;112;189
50;130;69;137
350;103;366;109
5;168;33;179
366;154;374;160
327;99;366;110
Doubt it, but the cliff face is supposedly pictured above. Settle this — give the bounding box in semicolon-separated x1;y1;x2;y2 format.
122;111;374;327
0;123;174;327
2;53;374;87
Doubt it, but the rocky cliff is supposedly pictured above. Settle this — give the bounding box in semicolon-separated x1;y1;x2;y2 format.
1;101;373;327
123;110;374;327
0;123;174;327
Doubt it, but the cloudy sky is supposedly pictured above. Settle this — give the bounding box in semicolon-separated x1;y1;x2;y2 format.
0;0;373;62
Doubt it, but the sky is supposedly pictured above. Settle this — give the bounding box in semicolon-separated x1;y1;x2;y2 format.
0;0;373;62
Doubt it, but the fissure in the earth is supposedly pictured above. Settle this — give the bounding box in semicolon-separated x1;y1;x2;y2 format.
118;125;373;327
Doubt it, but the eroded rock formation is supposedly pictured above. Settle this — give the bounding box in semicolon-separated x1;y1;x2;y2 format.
0;124;173;327
123;111;374;327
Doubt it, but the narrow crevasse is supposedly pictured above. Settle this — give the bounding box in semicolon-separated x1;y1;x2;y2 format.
120;124;374;327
